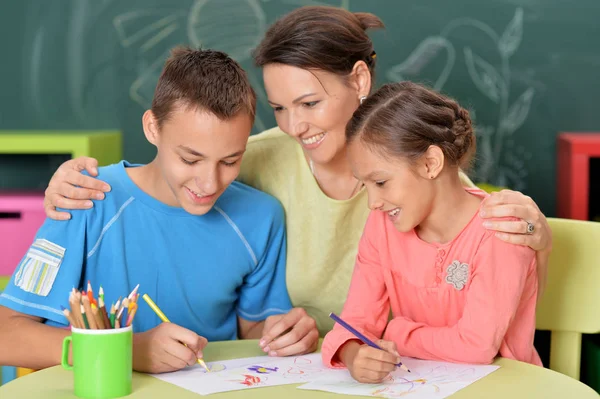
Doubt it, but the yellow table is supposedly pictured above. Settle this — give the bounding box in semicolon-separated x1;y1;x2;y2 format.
1;340;598;398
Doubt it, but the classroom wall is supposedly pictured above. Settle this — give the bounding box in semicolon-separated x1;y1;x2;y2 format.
1;0;599;216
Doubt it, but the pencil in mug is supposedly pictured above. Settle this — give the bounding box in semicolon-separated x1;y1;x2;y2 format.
69;290;84;328
119;298;129;327
81;296;98;329
126;301;138;327
61;306;77;327
329;312;410;372
109;303;116;328
99;296;111;329
142;293;210;372
80;304;90;329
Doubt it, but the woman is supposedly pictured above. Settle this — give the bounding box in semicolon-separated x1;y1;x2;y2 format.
42;6;552;356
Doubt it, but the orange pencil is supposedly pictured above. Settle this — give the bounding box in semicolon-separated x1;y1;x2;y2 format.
86;281;96;306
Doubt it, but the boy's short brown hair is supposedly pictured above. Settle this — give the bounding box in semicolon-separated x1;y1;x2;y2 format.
151;47;256;127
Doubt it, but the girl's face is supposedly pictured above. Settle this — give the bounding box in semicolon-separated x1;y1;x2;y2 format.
262;64;362;165
348;140;435;233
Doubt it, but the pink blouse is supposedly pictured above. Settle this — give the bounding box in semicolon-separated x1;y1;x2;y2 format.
322;188;541;367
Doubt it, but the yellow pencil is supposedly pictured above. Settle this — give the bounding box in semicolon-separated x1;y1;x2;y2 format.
142;294;210;372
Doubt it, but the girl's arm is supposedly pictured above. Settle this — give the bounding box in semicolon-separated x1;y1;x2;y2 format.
321;213;390;367
383;235;537;364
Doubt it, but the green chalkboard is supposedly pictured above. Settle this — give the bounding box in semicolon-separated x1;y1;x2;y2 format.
1;0;599;215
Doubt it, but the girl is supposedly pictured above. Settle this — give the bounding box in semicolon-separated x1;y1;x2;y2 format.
40;6;551;357
322;81;541;384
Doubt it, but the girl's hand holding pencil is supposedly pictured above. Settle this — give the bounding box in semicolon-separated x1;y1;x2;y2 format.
338;339;404;384
329;313;409;384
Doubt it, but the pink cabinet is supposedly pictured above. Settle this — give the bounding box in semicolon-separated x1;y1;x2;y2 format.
0;192;46;276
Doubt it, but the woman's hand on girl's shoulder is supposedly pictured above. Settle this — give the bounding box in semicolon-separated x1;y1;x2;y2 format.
480;189;552;252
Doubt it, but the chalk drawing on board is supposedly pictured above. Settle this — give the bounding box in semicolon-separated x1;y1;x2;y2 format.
113;11;186;50
387;8;535;190
280;0;344;8
129;51;168;108
113;0;269;115
387;36;455;91
188;0;266;62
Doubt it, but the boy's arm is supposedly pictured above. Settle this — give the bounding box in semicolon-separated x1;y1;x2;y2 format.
321;213;390;368
237;316;264;339
236;203;291;326
0;306;70;369
0;212;87;369
383;235;537;364
236;202;318;354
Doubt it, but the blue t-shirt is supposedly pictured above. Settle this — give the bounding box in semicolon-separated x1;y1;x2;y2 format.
0;161;292;341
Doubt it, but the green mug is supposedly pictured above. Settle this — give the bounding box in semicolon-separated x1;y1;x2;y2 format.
62;326;133;399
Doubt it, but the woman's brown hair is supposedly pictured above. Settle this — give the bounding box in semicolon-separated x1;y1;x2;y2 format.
253;6;384;81
346;82;476;171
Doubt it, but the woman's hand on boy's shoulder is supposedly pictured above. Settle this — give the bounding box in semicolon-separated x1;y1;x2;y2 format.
132;323;208;374
44;156;112;220
259;307;318;357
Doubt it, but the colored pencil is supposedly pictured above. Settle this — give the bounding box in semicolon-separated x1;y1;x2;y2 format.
87;281;97;307
109;303;116;328
329;312;410;372
82;296;98;329
128;284;140;301
61;306;77;327
69;290;84;328
80;304;90;329
92;305;105;329
126;306;137;327
99;297;111;330
120;299;129;328
99;286;105;305
142;293;210;372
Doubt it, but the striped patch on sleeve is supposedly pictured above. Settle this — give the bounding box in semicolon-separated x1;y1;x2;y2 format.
14;239;66;296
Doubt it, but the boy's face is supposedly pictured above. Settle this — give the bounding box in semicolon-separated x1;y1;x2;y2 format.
149;105;252;216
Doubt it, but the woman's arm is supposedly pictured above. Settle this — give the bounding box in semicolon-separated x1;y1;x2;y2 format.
479;190;552;299
43;157;111;220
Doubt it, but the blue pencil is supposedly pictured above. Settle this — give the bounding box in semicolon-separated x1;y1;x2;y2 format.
329;312;410;372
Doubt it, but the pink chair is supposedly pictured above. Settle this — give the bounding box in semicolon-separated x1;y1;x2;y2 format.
0;192;46;276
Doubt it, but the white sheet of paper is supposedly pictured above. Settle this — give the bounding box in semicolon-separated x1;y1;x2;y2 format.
152;353;347;395
298;357;500;399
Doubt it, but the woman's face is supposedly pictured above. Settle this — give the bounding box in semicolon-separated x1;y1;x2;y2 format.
262;64;363;165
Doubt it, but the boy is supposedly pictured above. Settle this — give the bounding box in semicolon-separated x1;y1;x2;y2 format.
0;47;317;374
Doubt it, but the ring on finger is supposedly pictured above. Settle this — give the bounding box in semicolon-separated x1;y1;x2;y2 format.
525;221;535;235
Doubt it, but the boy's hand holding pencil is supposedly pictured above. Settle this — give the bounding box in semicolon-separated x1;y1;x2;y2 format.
131;320;208;374
136;293;210;374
